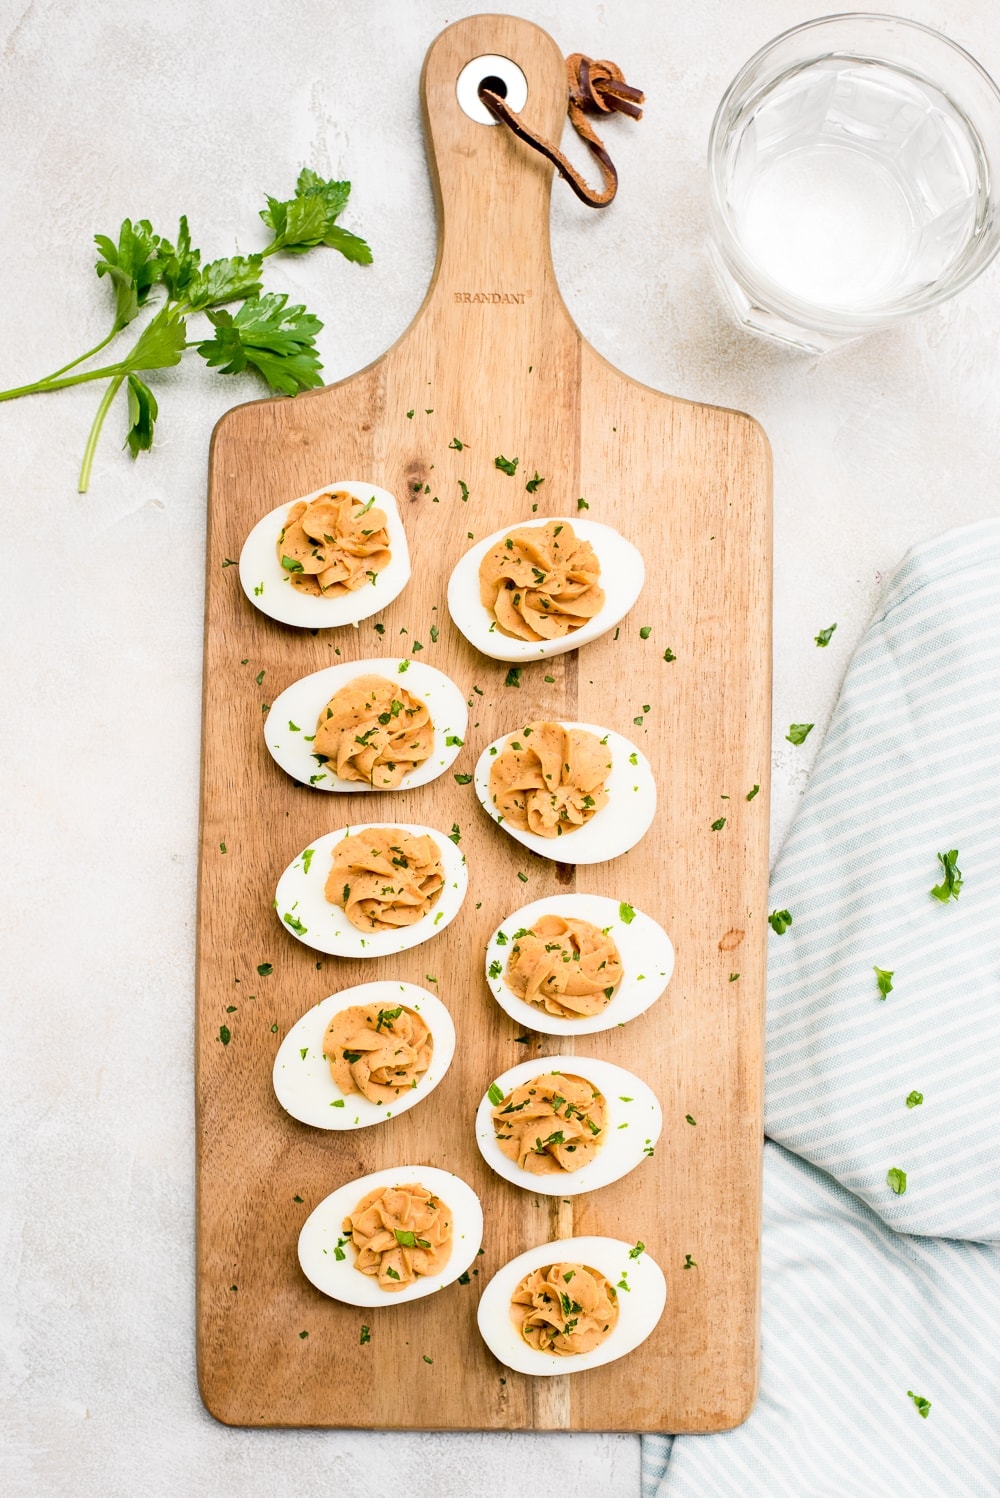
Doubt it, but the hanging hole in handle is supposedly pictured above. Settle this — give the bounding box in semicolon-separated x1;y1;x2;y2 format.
456;54;528;125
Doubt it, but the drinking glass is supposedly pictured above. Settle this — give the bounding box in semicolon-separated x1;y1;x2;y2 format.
708;14;1000;352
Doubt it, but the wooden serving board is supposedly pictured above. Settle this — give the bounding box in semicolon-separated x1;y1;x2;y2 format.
197;12;771;1433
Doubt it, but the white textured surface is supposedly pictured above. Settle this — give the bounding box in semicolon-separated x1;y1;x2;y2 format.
1;2;998;1495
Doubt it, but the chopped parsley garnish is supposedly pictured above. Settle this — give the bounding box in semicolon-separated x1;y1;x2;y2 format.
628;1241;645;1259
221;557;236;568
218;1025;231;1046
815;623;837;647
907;1391;931;1418
360;1325;371;1344
373;622;385;636
445;733;463;746
288;720;300;732
257;962;273;976
786;723;814;745
524;471;544;494
458;1271;471;1285
887;1167;907;1195
281;555;304;573
746;784;760;800
685;1114;696;1126
488;1082;505;1106
283;913;307;935
454;772;472;784
448;823;461;844
683;1253;697;1269
299;1330;309;1339
711;816;726;831
458;480;469;502
301;848;314;874
422;1354;433;1364
577;497;589;510
874;966;894;999
906;1090;924;1108
219;842;227;854
930;848;962;902
639;625;652;639
517;871;528;882
504;667;522;688
618;902;636;924
385;1267;400;1280
375;1006;403;1032
430;625;439;642
397;659;410;673
662;647;676;662
449;436;466;450
768;909;792;935
494;454;518;475
513;1033;530;1045
616;1272;630;1291
488;961;503;980
394;1229;431;1248
254;668;265;685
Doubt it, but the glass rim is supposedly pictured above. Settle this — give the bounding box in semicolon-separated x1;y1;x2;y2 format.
707;11;1000;330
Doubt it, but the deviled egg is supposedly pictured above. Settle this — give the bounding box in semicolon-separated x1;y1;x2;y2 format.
272;981;456;1129
485;893;674;1036
475;720;656;864
239;481;410;629
274;823;468;957
475;1054;661;1196
477;1236;666;1375
448;516;644;663
298;1165;483;1307
264;659;468;792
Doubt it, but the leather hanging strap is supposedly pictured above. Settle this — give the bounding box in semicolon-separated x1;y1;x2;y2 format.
478;53;644;208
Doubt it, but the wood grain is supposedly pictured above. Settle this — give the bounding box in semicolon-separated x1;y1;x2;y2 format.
196;12;771;1433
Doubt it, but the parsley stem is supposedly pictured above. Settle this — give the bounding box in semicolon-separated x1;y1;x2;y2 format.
78;372;125;493
2;325;126;394
0;361;130;401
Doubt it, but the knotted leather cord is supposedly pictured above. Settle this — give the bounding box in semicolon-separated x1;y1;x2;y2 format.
478;53;644;208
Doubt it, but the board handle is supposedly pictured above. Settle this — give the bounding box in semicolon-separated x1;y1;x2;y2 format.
420;14;570;307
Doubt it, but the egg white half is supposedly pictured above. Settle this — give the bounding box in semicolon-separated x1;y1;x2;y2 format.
475;1053;662;1196
272;982;456;1130
298;1165;484;1308
238;481;411;629
485;894;674;1036
264;659;469;792
477;1235;666;1375
274;822;468;958
447;516;644;663
474;722;656;865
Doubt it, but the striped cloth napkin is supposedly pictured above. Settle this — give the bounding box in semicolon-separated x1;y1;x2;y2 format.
642;520;1000;1496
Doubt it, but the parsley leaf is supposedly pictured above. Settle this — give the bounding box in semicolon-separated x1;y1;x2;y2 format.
525;471;544;493
94;218;164;329
124;374;158;458
182;254;264;310
907;1390;931;1419
886;1167;907;1195
905;1090;924;1108
815;623;837;647
746;784;760;800
260;169;372;262
786;723;814;745
930;849;962;903
494;454;518;475
874;966;894;999
711;816;726;831
504;667;522;688
196;293;323;394
488;1082;505;1106
619;902;636;924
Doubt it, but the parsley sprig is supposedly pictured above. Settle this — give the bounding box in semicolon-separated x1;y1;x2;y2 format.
0;169;371;491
